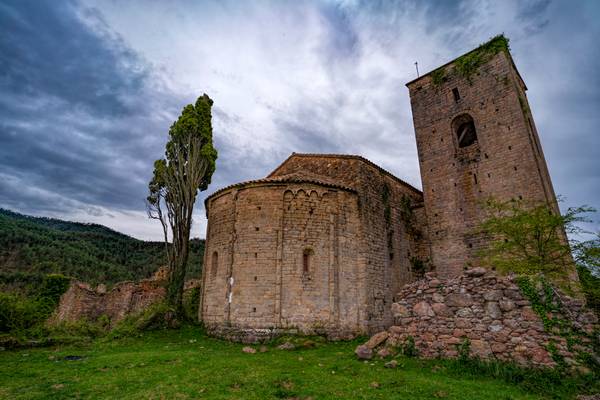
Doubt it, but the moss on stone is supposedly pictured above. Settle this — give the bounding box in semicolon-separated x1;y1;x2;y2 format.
430;67;447;87
453;35;510;83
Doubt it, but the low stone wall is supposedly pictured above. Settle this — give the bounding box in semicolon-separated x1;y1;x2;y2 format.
205;323;357;344
356;269;598;368
52;280;166;327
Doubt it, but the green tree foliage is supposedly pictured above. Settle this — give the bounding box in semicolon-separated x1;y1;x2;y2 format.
147;94;217;314
574;233;600;315
0;208;205;290
479;198;594;278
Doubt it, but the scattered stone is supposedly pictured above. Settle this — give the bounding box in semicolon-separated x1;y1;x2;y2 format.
365;331;389;349
259;345;268;353
369;381;380;389
355;345;373;360
242;346;256;354
377;347;393;358
384;360;398;368
277;342;296;350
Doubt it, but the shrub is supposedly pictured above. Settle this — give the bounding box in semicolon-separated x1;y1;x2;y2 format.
182;287;201;323
38;273;71;307
110;302;177;338
402;335;418;357
0;292;43;333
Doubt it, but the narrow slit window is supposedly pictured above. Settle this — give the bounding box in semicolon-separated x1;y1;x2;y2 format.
303;248;313;274
452;88;460;102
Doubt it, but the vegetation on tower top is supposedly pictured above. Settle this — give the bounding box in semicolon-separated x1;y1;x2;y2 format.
430;34;511;86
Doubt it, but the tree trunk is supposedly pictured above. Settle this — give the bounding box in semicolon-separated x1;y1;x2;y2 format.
166;244;189;315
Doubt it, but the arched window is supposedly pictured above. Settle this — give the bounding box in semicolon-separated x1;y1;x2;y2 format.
302;248;314;274
211;251;218;279
452;114;478;148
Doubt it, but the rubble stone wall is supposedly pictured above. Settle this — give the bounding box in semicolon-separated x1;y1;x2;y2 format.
357;269;597;368
52;280;166;327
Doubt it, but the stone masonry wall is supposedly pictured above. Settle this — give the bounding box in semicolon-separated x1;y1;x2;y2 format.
52;280;165;327
407;51;561;278
356;268;598;368
268;154;430;331
53;268;201;327
201;180;366;339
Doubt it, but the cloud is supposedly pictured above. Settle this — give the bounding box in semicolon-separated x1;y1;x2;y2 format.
1;0;599;240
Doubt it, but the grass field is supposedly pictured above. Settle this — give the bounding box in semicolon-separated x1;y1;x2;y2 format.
0;326;593;399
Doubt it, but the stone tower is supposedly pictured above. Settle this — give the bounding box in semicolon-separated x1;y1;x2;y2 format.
406;36;559;277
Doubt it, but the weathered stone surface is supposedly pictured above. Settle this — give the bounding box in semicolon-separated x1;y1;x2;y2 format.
391;303;410;318
384;360;398;368
483;290;503;301
242;346;256;354
277;342;296;350
359;271;597;369
365;331;389;349
484;302;502;319
431;303;451;317
432;293;444;303
201;154;430;338
470;340;492;358
465;267;487;277
355;345;373;360
521;307;539;321
499;299;516;312
377;347;393;358
413;301;434;317
428;279;441;288
445;293;473;307
456;308;473;318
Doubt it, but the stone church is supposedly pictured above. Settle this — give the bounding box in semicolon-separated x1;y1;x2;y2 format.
199;37;560;341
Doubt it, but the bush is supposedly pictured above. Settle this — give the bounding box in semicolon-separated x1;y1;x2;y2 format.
183;287;201;323
0;292;44;333
577;265;600;316
38;273;71;307
110;302;177;338
0;273;71;338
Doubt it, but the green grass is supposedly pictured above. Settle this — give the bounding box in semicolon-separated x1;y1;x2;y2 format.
0;327;590;400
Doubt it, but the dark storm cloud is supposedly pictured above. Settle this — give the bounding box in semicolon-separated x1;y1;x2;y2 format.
0;0;181;218
0;1;146;117
1;0;598;239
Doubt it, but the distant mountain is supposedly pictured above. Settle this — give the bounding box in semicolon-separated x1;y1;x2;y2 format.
0;209;204;289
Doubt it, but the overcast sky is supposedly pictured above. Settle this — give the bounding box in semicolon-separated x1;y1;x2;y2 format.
1;0;598;241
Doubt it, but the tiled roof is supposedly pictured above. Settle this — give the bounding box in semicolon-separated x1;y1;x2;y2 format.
268;153;423;195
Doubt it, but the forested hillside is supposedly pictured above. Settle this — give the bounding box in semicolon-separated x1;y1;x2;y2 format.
0;209;204;289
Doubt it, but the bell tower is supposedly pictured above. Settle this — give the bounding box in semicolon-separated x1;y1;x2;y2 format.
406;36;559;277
